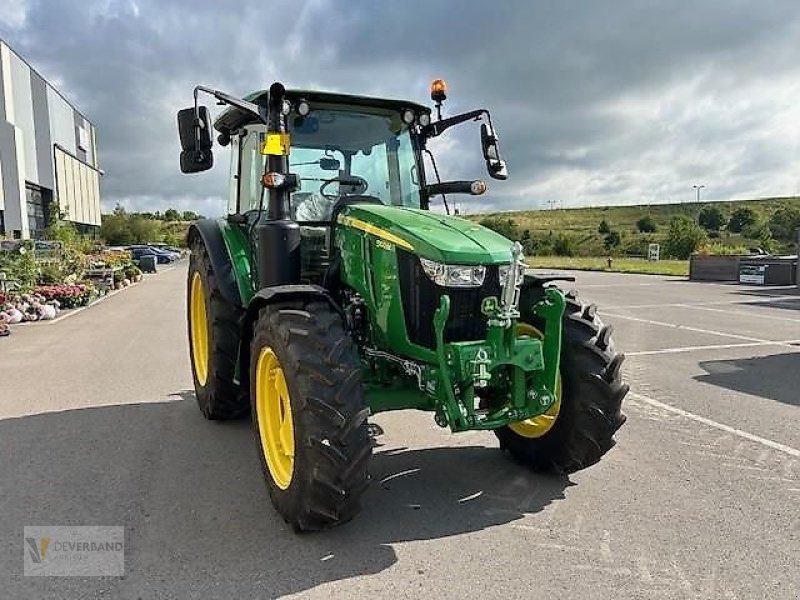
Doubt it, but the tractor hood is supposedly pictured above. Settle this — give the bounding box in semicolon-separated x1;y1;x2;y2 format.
340;205;514;264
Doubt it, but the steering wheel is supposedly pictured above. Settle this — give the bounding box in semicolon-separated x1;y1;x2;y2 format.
320;175;368;197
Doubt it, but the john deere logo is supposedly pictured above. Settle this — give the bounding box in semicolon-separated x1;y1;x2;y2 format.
25;537;50;563
481;296;498;315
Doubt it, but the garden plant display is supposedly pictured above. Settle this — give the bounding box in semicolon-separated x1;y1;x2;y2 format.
0;242;145;339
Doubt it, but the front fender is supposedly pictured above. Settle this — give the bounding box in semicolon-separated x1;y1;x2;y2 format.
237;284;345;391
187;219;243;308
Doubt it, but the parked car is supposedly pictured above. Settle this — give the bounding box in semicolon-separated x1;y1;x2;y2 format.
128;246;174;264
151;243;184;255
150;246;181;261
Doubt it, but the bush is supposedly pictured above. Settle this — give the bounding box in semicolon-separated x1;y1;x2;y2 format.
696;243;750;256
697;205;725;231
603;230;621;251
598;219;611;234
553;233;576;257
636;216;657;233
727;207;756;233
37;263;65;285
768;204;800;241
101;205;166;246
124;265;142;280
665;215;706;259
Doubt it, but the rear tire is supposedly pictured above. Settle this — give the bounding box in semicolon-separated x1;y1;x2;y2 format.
250;300;371;531
187;238;248;420
494;290;628;473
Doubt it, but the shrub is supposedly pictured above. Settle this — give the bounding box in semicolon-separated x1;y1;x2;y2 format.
553;233;576;257
665;215;706;259
636;216;657;233
768;204;800;241
697;205;725;231
696;243;750;256
727;207;756;233
598;219;611;234
603;230;621;251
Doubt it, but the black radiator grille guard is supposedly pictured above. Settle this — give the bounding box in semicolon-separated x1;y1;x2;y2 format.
397;249;502;349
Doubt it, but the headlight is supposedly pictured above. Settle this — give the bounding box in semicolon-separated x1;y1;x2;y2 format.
420;258;486;287
499;263;526;286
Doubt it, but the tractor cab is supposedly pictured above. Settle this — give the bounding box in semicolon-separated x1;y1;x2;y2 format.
214;92;433;284
216;91;432;222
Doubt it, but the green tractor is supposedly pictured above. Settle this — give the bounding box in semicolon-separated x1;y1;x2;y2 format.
177;80;628;531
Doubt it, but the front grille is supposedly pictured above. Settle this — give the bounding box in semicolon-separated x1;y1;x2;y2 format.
397;250;501;349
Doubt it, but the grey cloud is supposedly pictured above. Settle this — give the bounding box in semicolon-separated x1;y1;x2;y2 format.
2;0;800;215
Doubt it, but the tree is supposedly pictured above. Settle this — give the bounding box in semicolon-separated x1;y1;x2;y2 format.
182;210;200;222
603;230;621;251
163;208;181;222
697;205;724;232
665;215;706;259
636;215;656;233
768;204;800;241
727;207;757;233
598;219;611;234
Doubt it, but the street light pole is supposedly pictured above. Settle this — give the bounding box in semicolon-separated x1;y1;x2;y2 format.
692;184;705;203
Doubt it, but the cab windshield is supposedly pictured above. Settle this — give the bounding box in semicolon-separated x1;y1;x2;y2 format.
238;106;421;222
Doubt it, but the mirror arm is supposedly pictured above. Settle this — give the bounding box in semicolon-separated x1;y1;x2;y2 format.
193;85;266;134
423;108;488;137
425;181;485;196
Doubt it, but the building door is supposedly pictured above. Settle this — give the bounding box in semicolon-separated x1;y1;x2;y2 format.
25;184;51;240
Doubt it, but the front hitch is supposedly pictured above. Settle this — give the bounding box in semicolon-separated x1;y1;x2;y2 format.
430;286;566;432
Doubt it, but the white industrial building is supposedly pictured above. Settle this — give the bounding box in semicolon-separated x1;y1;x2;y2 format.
0;39;101;239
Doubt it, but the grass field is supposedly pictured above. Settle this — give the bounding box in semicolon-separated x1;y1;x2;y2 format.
527;256;689;276
470;195;798;258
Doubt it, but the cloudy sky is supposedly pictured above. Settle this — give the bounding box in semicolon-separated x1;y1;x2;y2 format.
3;0;800;216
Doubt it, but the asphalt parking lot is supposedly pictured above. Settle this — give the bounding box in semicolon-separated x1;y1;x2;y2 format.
1;266;798;599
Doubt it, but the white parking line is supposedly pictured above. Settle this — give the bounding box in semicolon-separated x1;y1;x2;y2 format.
630;392;800;459
601;312;797;346
605;295;800;310
679;304;800;323
627;340;800;356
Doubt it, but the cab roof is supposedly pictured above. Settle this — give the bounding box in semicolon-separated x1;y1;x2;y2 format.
213;89;430;134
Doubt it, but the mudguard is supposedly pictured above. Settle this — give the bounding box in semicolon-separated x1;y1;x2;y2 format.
187;219;242;308
238;284;344;388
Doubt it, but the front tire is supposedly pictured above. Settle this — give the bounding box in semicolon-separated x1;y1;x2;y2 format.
494;290;628;473
250;300;371;531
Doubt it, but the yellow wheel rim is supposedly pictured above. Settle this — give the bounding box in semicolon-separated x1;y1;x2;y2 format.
189;272;209;386
255;347;295;490
508;322;562;438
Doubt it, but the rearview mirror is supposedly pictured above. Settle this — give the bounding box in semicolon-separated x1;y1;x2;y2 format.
319;157;340;171
177;106;213;173
481;123;508;180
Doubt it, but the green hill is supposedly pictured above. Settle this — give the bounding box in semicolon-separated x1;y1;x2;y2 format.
469;196;800;258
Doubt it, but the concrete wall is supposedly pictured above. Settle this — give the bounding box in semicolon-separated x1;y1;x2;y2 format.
689;254;746;282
